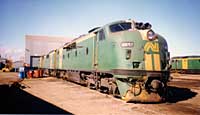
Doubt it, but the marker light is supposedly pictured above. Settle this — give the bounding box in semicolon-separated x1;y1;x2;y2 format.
147;30;157;40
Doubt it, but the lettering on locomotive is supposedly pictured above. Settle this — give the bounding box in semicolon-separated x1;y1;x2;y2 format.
144;42;159;53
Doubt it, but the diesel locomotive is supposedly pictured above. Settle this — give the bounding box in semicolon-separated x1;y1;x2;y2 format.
171;56;200;74
39;19;170;102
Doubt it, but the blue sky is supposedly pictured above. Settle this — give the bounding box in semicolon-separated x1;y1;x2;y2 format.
0;0;200;60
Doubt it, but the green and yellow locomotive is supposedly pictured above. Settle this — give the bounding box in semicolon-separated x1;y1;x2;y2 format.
40;19;170;102
171;56;200;74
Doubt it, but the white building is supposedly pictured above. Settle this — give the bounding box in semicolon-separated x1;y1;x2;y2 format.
25;35;71;65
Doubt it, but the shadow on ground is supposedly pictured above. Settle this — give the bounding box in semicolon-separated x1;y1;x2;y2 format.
166;86;197;103
0;84;73;114
126;86;197;104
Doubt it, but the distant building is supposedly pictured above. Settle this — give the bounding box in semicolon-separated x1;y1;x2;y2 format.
13;60;24;71
25;35;71;65
13;60;24;68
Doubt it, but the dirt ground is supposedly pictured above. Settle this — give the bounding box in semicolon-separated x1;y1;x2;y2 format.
0;72;21;85
1;72;200;114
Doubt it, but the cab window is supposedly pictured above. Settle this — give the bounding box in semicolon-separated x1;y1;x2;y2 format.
110;22;131;32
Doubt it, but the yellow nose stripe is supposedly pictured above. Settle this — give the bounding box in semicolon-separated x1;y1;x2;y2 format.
153;54;161;71
145;54;153;71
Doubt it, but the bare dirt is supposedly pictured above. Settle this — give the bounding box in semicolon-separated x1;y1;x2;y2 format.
1;72;200;114
0;72;21;85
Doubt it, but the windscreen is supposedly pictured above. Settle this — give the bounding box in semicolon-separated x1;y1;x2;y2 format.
110;22;132;32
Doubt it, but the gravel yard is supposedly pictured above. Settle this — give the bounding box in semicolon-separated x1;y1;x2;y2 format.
0;72;200;114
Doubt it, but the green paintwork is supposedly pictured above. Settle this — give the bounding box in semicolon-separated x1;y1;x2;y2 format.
97;31;144;71
188;59;200;69
171;59;182;69
62;36;95;70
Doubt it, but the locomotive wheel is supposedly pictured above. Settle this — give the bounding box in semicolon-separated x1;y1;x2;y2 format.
86;80;95;89
108;86;114;95
133;83;142;96
87;82;91;88
95;81;100;90
108;85;119;97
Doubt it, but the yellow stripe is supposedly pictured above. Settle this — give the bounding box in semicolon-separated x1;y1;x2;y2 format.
182;59;188;69
153;54;161;71
50;54;53;69
59;48;63;69
145;54;153;70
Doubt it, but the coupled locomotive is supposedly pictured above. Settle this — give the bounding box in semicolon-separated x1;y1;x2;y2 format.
40;19;170;102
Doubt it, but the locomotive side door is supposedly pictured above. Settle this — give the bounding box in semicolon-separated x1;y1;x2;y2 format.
93;34;98;70
93;29;106;70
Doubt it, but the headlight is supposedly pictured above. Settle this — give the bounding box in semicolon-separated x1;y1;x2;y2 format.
121;42;134;48
147;30;157;40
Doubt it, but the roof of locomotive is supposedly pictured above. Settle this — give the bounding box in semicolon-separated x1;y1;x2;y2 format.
171;55;200;59
62;19;136;49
